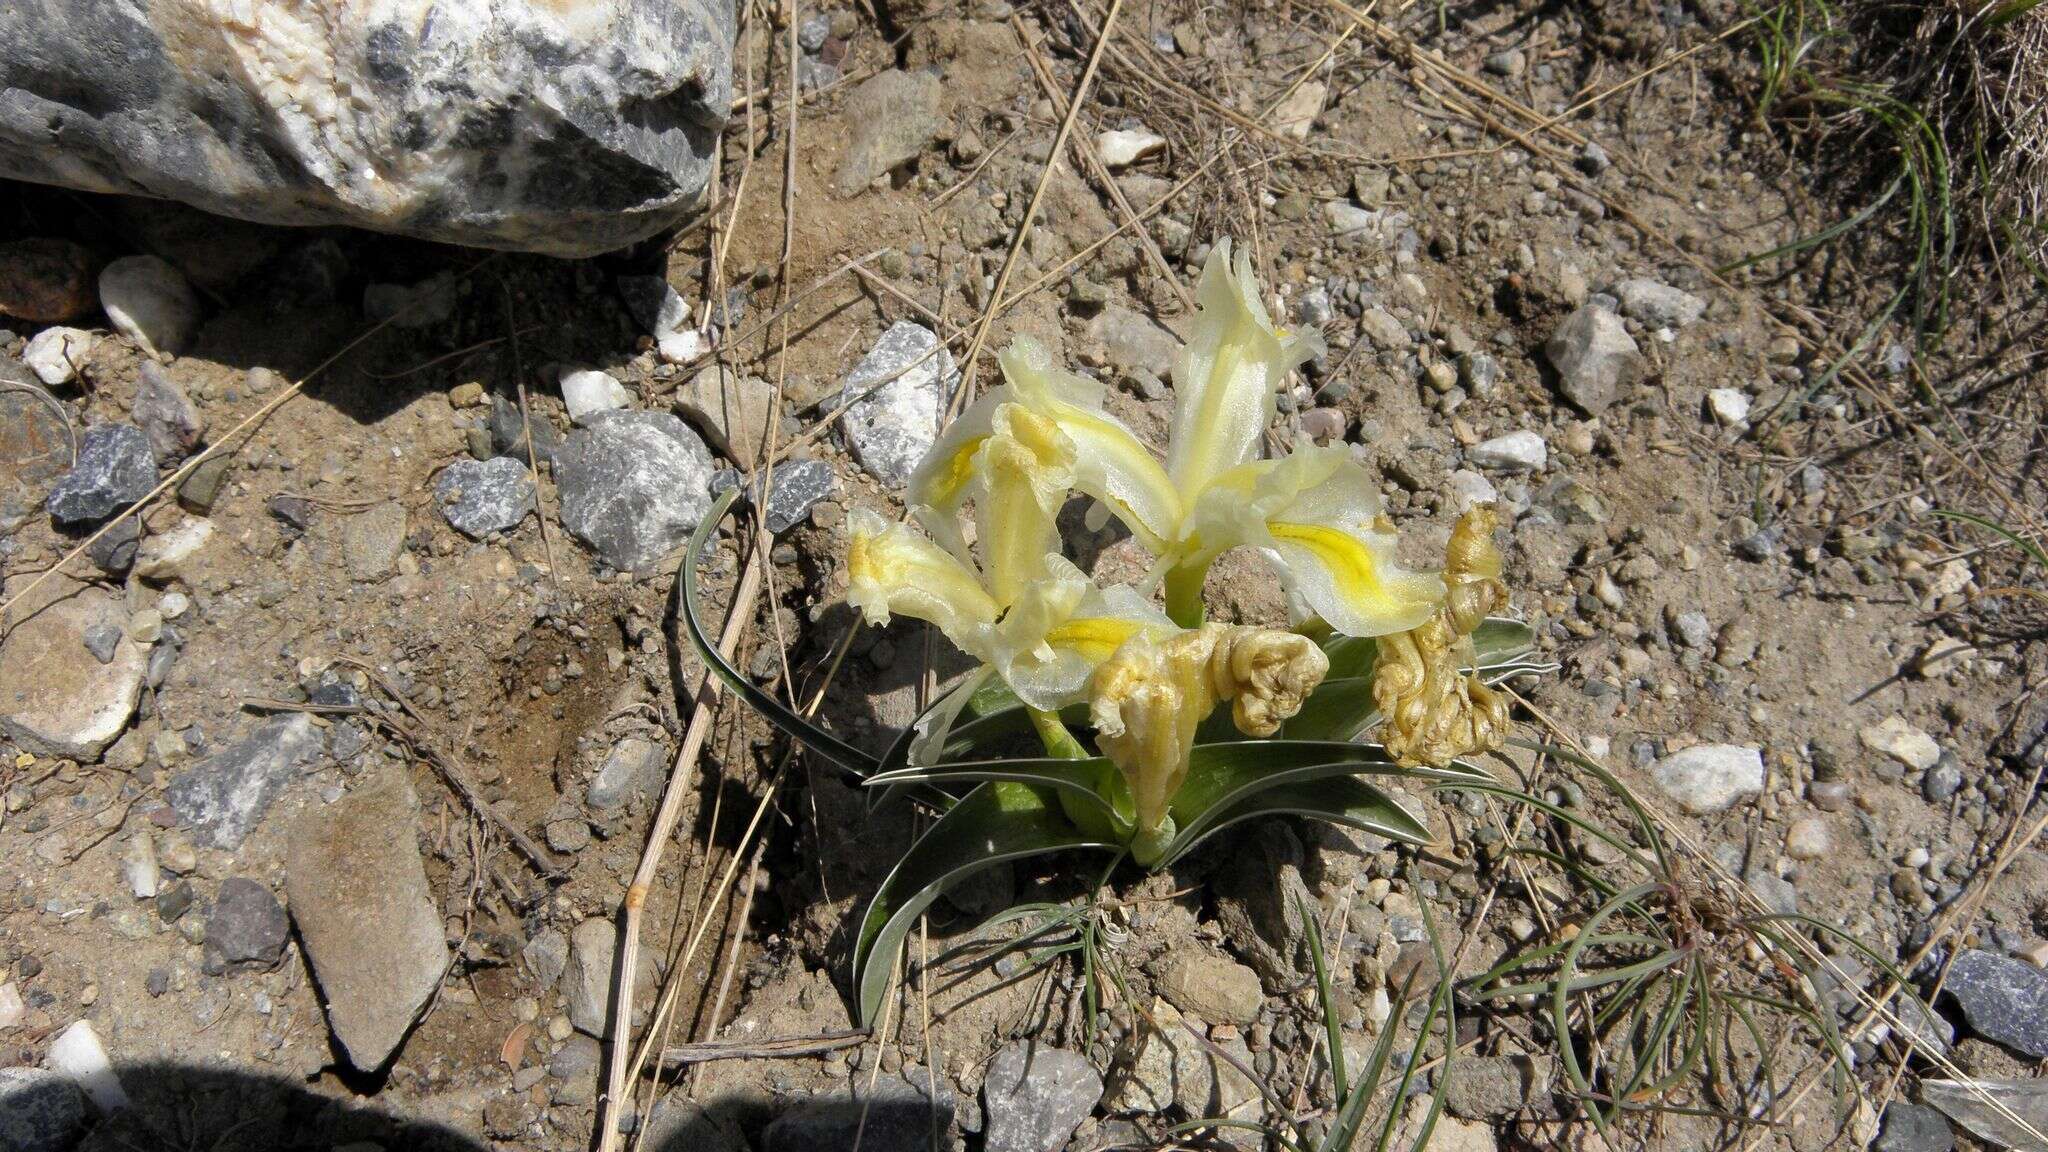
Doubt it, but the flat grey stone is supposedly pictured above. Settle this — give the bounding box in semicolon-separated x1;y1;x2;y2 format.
1155;952;1264;1026
1612;279;1706;328
1443;1054;1552;1119
1088;306;1180;378
287;768;449;1071
833;70;943;194
0;0;735;256
982;1042;1101;1152
0;1067;86;1152
165;713;325;849
1920;1079;2048;1151
488;396;564;465
1877;1103;1954;1152
676;363;776;461
556;411;716;570
839;321;958;489
341;501;408;581
1545;305;1645;415
46;424;155;525
587;736;663;813
0;578;147;759
1650;744;1763;814
434;456;535;539
709;458;838;534
563;918;617;1036
1943;950;2048;1059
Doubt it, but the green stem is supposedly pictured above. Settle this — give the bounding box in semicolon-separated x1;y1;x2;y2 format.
1163;559;1211;629
1028;707;1090;760
1029;708;1134;845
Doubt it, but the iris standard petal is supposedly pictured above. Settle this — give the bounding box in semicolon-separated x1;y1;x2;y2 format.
998;337;1182;552
1165;241;1325;499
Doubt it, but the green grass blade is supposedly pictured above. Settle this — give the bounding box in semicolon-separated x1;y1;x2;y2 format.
1301;895;1349;1103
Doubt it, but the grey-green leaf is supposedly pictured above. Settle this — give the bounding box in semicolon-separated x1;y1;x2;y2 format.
851;781;1119;1025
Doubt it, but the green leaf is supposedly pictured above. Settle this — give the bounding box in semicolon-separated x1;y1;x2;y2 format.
682;490;877;777
867;669;994;814
851;781;1120;1025
864;757;1127;828
1281;677;1379;741
1159;769;1437;868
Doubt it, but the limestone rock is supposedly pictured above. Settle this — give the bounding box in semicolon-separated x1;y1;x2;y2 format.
838;321;958;488
165;714;325;849
21;327;94;387
0;0;735;256
556;411;716;570
0;577;147;759
1546;305;1645;415
287;768;450;1071
982;1042;1101;1152
833;70;943;194
1650;744;1763;814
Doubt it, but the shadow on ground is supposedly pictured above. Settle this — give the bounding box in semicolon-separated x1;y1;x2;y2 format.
51;1060;967;1152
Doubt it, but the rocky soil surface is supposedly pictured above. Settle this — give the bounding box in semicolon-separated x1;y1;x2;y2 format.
0;0;2042;1150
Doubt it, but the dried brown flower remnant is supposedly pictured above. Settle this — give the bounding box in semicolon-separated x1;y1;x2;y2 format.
1091;624;1329;862
1372;505;1512;768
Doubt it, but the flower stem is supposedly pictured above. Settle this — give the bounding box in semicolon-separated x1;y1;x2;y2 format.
1028;707;1090;760
1163;560;1211;629
1029;708;1133;843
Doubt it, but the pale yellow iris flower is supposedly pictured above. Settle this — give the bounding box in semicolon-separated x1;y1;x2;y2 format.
912;241;1443;636
846;382;1174;714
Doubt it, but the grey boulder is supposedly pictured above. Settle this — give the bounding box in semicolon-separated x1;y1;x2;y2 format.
0;0;733;257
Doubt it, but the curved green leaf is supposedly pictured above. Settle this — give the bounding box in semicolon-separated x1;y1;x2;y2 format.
867;669;995;814
864;757;1125;827
682;490;877;777
1281;677;1379;741
1168;740;1485;835
1158;776;1432;869
852;781;1119;1025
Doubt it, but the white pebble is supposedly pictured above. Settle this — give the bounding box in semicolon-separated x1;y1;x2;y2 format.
1706;387;1751;426
47;1019;130;1111
1467;430;1547;472
22;327;96;386
557;366;631;425
1785;817;1830;860
1095;128;1165;169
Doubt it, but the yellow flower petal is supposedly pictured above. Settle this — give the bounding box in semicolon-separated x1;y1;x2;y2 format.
1166;241;1324;499
845;509;999;647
